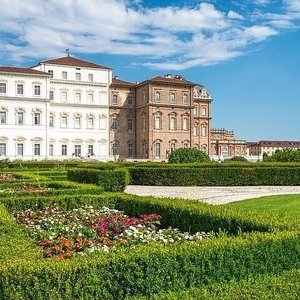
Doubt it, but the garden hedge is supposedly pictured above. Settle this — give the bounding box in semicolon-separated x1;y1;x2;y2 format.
67;168;130;191
129;166;300;185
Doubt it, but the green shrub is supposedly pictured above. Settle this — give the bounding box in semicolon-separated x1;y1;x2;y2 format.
225;156;248;162
67;168;130;192
168;148;211;163
264;148;300;162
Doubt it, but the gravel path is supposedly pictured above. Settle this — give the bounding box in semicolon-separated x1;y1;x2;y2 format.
125;186;300;205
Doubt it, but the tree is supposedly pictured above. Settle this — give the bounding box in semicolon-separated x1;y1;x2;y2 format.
168;148;210;163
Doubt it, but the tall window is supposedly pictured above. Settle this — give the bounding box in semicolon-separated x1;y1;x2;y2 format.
193;107;197;116
169;116;176;130
170;143;176;153
112;94;118;105
17;143;23;156
49;91;54;100
183;94;188;105
111;117;118;130
0;143;6;156
76;73;81;81
127;118;133;132
193;125;198;136
182;117;189;131
88;74;93;82
74;117;81;129
62;144;67;156
142;116;146;132
127;95;133;106
61;116;67;128
155;92;161;103
62;71;67;80
75;93;81;103
88;145;94;156
17;84;24;95
154;115;162;130
201;145;207;154
202;107;207;116
170;93;176;104
201;125;207;137
17;112;24;125
112;143;119;156
88;93;94;103
34;113;41;125
34;144;40;156
34;85;40;96
61;91;67;102
49;144;54;156
155;142;161;159
128;144;133;158
74;145;81;157
0;112;6;124
88;117;94;129
49;115;54;127
0;83;6;94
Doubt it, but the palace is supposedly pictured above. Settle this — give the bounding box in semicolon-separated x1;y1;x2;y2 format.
0;55;245;161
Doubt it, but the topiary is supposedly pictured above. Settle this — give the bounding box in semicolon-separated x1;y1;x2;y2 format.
168;148;210;163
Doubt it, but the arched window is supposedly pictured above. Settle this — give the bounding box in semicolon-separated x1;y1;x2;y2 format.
170;93;176;104
155;92;161;103
169;116;176;130
182;117;189;131
112;94;118;105
183;94;188;105
154;115;162;130
201;144;207;153
155;142;161;159
112;142;119;156
193;125;198;136
201;124;207;137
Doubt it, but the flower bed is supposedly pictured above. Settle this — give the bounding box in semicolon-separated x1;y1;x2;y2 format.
0;173;15;180
13;206;211;259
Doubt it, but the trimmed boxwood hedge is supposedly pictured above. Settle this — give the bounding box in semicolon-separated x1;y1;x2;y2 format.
129;166;300;186
67;168;130;192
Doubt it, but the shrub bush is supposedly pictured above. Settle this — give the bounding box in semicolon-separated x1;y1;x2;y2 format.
225;156;248;162
263;148;300;162
168;148;211;163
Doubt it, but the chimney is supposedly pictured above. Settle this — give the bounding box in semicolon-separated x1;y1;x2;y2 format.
113;76;119;80
164;74;172;78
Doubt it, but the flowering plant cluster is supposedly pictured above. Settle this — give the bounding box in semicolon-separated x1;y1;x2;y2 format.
0;173;15;180
14;206;211;259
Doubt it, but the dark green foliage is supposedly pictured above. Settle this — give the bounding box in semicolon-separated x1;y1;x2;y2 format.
67;168;130;191
264;148;300;162
225;156;248;162
129;166;300;186
168;148;211;163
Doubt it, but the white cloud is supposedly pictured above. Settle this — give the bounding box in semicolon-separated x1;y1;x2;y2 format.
0;0;298;70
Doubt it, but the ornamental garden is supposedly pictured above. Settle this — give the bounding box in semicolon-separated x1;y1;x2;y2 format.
1;159;300;299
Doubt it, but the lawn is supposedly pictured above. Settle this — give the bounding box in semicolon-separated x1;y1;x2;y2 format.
226;194;300;217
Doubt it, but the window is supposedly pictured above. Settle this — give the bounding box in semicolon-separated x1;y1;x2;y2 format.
17;144;23;156
76;73;81;81
201;125;207;137
128;144;133;158
88;74;93;82
111;117;118;130
49;91;54;100
112;143;119;156
112;94;118;105
34;85;40;96
155;92;161;103
17;112;24;125
0;143;6;156
154;115;162;130
143;91;146;104
88;145;94;156
34;113;41;125
34;144;40;156
170;143;176;153
62;145;67;156
127;118;133;132
48;70;53;75
155;142;161;159
127;95;133;106
0;112;6;124
62;71;67;80
100;116;107;130
142;116;146;132
170;93;176;104
169;116;176;130
75;93;81;103
61;91;67;102
193;125;198;136
88;93;94;103
0;83;6;94
74;117;81;129
74;145;81;157
49;144;54;156
183;142;189;148
201;107;206;116
17;84;24;95
182;117;189;131
183;94;188;105
193;107;197;116
88;117;94;129
49;115;54;127
61;116;67;128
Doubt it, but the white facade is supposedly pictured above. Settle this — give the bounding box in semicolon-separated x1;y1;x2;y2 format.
0;57;112;161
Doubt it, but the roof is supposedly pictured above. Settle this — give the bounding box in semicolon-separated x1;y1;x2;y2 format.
251;141;300;148
137;75;197;87
0;66;50;76
111;77;135;87
39;56;112;70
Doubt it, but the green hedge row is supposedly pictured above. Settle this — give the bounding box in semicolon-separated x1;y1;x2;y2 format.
132;268;300;300
67;168;130;192
129;166;300;186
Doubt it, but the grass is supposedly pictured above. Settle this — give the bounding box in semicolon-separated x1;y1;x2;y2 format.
226;194;300;217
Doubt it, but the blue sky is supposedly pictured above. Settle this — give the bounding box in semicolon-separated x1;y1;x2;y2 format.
0;0;299;141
